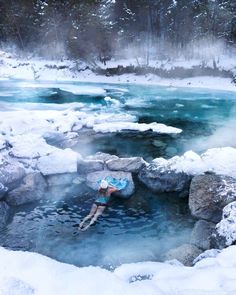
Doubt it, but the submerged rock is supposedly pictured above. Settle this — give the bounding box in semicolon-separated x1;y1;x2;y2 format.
6;172;47;206
0;162;26;190
211;201;236;249
138;162;191;194
86;170;135;198
189;174;236;222
190;220;216;250
165;243;202;266
106;157;146;173
0;201;10;228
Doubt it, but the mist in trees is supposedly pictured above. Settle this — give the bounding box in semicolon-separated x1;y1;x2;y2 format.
0;0;235;62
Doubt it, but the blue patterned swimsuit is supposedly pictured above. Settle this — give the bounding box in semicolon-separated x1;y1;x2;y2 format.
95;193;110;207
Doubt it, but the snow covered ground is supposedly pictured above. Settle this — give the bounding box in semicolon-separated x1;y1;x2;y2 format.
0;50;236;91
1;246;236;295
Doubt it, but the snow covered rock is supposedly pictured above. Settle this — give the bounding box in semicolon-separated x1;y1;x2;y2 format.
211;201;236;249
77;159;104;174
106;157;146;173
0;201;10;228
86;152;119;163
148;147;236;179
189;174;236;222
0;162;26;190
10;134;56;159
86;171;135;198
138;162;191;194
165;244;202;266
37;148;79;175
193;249;221;265
190;220;216;250
6;172;47;206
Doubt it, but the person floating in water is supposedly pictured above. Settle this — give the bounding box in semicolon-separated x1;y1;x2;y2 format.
79;179;119;231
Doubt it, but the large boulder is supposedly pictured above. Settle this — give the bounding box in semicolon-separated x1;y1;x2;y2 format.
211;201;236;249
6;172;47;206
37;148;79;176
106;157;146;173
189;174;236;222
190;220;216;250
0;182;8;199
138;162;191;194
0;201;10;228
86;170;135;198
77;159;104;174
0;162;26;190
165;243;202;266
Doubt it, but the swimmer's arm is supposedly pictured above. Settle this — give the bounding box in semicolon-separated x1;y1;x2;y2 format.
108;186;119;194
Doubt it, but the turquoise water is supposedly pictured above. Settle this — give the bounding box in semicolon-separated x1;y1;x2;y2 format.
0;80;236;267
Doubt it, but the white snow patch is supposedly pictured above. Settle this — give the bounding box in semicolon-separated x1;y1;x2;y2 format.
1;246;236;294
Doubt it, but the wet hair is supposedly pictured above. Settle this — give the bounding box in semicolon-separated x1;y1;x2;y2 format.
98;187;108;195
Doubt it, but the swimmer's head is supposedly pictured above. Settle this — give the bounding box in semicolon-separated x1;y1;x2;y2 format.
100;179;109;189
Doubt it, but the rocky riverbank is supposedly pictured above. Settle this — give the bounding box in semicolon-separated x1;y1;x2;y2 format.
1;122;236;266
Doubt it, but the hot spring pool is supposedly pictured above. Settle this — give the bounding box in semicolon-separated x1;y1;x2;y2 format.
0;80;236;267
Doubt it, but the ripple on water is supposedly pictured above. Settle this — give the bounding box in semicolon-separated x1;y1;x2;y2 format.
0;186;194;268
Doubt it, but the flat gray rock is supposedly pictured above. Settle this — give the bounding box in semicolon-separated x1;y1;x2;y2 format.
86;170;135;198
106;157;146;173
6;172;47;206
77;159;104;174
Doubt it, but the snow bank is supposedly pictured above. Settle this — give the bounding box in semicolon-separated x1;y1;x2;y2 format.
0;51;235;91
153;147;236;178
93;122;182;134
1;246;236;295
